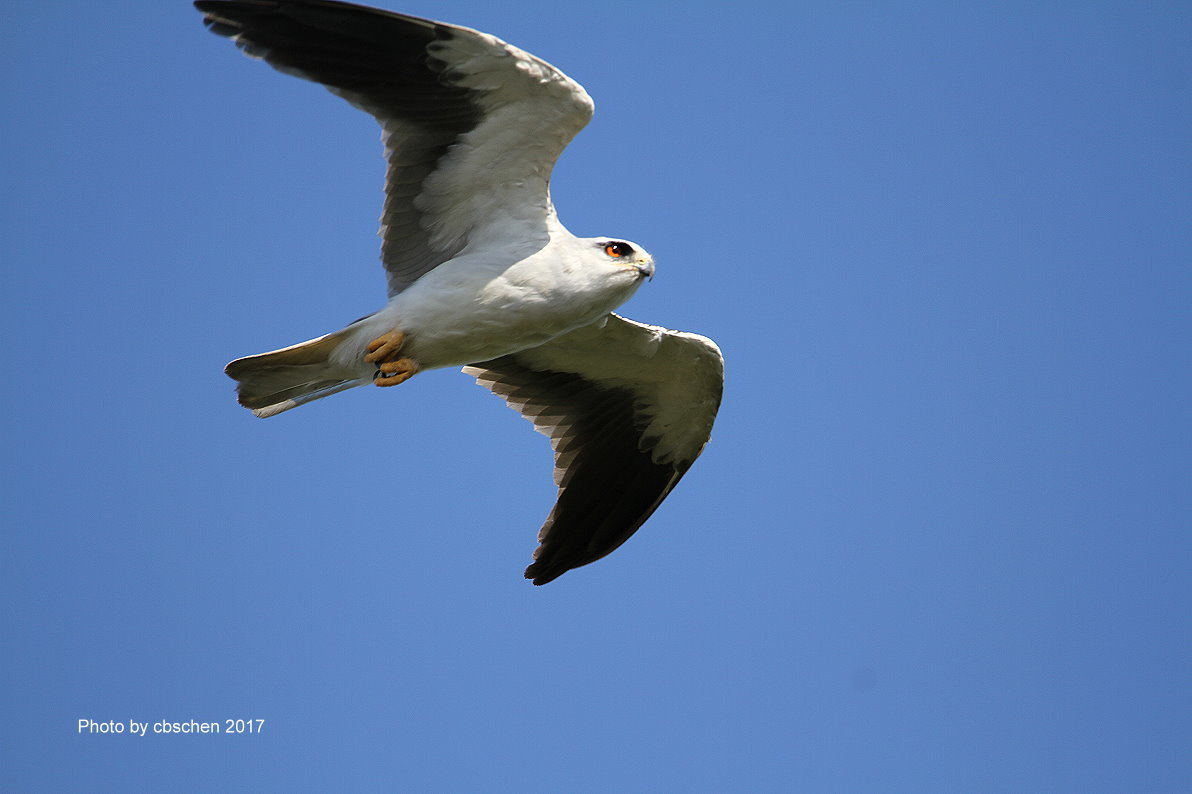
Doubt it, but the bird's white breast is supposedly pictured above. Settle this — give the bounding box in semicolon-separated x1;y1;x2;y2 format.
336;235;644;372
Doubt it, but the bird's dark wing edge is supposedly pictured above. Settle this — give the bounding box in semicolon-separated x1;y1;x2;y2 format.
193;0;483;293
464;354;693;586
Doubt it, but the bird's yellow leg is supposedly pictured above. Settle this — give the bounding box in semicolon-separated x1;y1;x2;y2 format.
364;330;406;363
364;331;420;387
373;357;419;387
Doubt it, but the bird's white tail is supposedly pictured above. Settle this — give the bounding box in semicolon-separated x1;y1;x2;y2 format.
225;327;366;418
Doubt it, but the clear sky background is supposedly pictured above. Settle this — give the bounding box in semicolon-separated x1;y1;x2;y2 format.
2;1;1189;790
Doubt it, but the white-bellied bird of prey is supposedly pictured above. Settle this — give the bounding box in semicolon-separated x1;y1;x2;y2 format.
195;0;724;585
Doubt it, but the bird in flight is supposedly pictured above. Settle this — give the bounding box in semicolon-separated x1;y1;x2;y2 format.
195;0;724;584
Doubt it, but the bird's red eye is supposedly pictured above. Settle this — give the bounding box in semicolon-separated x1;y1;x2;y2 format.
604;242;632;258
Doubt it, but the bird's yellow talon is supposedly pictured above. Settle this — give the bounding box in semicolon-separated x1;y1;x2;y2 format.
364;331;419;386
364;330;406;363
373;357;419;387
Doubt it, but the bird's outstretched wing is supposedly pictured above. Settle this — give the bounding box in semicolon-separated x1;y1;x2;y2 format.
195;0;594;294
464;315;724;585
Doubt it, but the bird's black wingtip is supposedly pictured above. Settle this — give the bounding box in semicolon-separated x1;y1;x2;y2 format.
525;564;562;586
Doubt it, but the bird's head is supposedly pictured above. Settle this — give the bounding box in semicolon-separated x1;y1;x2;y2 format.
588;238;655;281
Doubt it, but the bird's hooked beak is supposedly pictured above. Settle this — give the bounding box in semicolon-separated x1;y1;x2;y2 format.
634;256;655;281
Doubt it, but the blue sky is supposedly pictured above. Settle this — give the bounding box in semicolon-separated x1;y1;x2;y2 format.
2;1;1189;790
